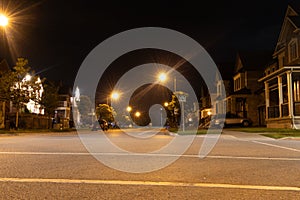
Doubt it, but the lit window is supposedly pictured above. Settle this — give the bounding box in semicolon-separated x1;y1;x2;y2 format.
234;75;242;92
289;39;298;62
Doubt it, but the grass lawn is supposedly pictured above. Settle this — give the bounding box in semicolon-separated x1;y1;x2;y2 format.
168;128;222;135
226;127;300;139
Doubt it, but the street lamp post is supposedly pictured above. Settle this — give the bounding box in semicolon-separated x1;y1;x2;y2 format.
158;72;188;132
160;107;163;127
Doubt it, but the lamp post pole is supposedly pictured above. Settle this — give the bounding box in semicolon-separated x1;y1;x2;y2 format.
174;76;176;92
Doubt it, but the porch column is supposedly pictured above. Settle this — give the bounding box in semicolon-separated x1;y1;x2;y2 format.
278;76;283;117
265;82;269;119
287;72;294;117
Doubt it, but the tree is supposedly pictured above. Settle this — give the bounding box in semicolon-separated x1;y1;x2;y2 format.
0;58;43;129
165;94;180;130
95;104;115;122
40;81;59;128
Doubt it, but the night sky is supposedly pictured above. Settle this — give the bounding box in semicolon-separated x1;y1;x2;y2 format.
1;0;294;87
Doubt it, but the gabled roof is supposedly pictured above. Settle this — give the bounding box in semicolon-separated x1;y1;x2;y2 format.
288;16;300;28
289;0;300;14
234;51;272;73
274;2;300;54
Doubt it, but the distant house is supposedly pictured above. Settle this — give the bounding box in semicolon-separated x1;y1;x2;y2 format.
54;86;72;129
214;62;234;117
259;2;300;128
216;52;270;126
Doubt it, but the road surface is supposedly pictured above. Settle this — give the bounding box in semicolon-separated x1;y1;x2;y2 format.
0;129;299;199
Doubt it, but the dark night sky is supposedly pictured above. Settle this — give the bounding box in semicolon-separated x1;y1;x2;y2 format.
2;0;294;87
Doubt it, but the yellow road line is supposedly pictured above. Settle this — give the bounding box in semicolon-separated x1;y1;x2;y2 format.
0;178;299;191
0;151;300;161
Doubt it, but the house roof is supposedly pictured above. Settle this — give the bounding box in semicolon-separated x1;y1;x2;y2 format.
289;1;300;14
288;16;300;28
236;51;272;72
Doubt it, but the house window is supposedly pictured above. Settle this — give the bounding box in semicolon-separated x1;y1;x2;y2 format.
293;80;300;102
234;75;243;92
279;54;284;68
289;39;298;62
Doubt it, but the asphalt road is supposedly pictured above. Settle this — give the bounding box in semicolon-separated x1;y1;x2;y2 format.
0;129;299;199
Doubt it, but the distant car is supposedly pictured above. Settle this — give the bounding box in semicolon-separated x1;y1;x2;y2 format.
210;113;252;128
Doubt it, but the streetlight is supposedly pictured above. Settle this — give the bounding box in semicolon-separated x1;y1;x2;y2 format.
126;106;132;112
135;111;141;117
107;91;120;104
158;72;177;92
111;92;120;100
157;72;188;132
0;13;8;57
0;14;8;27
158;72;167;82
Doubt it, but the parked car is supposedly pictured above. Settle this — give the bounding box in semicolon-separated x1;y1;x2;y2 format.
210;113;252;128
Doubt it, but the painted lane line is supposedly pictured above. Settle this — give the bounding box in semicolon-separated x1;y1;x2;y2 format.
0;177;299;192
251;140;300;153
0;151;299;161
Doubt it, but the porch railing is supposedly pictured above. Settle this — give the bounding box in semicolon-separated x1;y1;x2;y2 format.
281;103;289;117
294;102;300;116
268;106;279;118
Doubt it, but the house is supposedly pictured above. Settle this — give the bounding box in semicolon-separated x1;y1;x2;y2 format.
258;2;300;128
216;52;270;126
214;62;234;117
54;85;72;129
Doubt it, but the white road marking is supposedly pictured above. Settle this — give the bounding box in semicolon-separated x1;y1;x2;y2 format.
251;140;300;153
0;151;299;161
0;177;299;191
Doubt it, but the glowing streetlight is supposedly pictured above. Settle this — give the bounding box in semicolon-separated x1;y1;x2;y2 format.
107;91;120;104
0;14;8;27
111;92;120;100
126;106;132;112
135;111;141;117
158;72;167;82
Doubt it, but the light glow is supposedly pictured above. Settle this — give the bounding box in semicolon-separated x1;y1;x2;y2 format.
0;14;8;27
126;106;132;112
158;72;167;82
135;111;141;117
111;92;120;100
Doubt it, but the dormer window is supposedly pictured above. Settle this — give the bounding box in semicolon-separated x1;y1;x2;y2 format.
234;74;242;92
289;39;298;62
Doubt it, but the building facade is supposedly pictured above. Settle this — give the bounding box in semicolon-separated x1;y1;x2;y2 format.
215;53;269;126
259;3;300;128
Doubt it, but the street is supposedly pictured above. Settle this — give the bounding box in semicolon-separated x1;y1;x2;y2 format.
0;129;299;199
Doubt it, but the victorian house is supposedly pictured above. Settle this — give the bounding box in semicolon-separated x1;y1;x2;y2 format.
215;52;270;126
259;2;300;128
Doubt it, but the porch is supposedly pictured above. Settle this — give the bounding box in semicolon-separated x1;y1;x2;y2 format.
260;67;300;129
